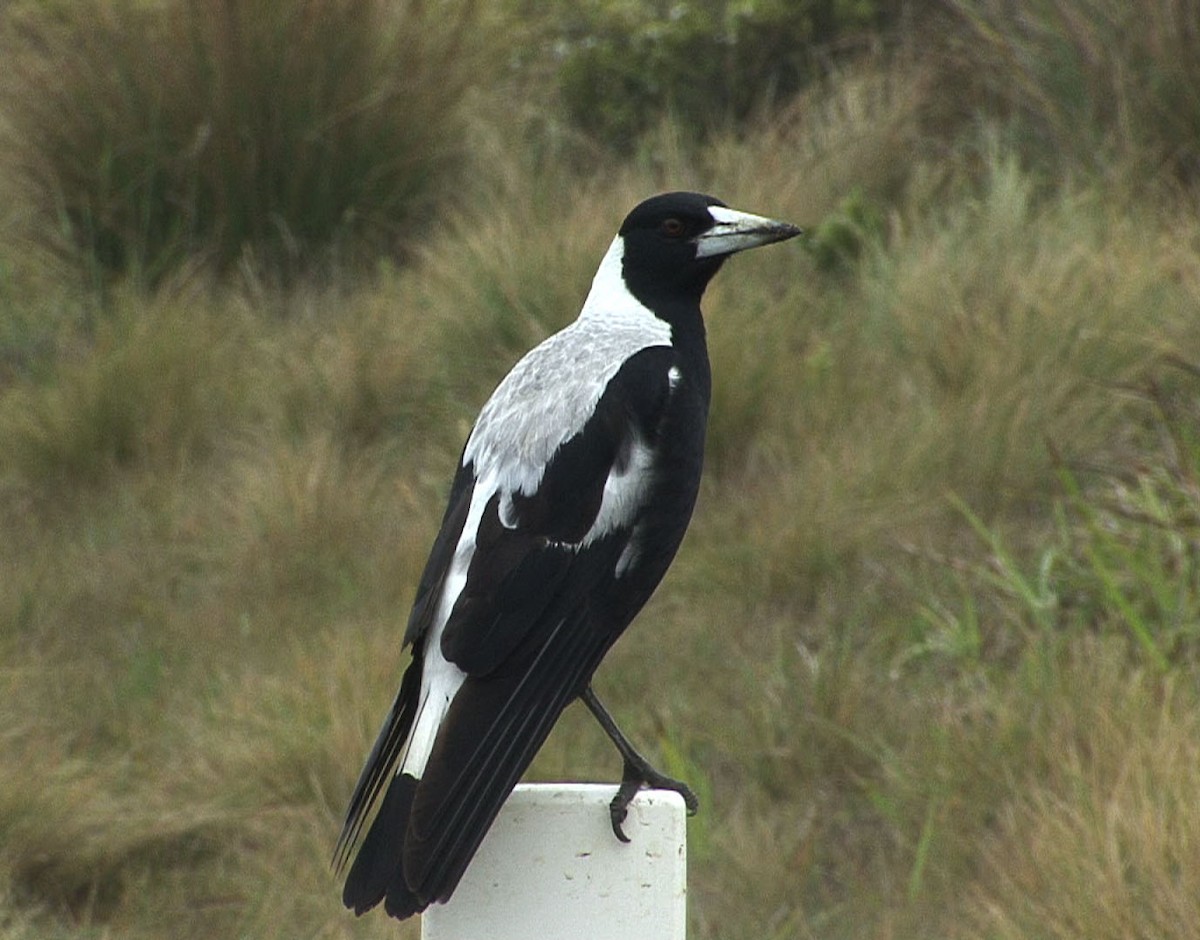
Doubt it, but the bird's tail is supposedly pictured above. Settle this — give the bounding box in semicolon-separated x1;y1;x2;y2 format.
339;609;611;918
342;771;424;916
334;653;423;914
401;609;609;908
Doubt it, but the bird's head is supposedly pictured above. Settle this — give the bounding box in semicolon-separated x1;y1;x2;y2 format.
617;191;802;305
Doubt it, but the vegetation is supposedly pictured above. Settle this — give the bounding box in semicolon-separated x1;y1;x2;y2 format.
539;0;889;148
0;0;489;284
942;0;1200;185
2;1;1200;938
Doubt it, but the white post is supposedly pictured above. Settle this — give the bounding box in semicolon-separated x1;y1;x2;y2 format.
421;783;687;940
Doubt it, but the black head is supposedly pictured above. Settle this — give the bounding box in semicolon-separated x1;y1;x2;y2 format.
617;191;801;309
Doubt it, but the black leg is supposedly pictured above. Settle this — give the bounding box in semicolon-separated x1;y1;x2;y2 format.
580;685;699;843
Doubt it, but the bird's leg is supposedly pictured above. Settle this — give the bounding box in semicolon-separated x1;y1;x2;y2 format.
580;685;699;843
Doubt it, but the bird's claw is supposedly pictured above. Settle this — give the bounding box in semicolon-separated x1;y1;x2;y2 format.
608;760;699;842
608;776;641;843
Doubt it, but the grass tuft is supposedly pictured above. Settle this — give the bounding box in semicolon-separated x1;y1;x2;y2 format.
0;291;256;491
0;0;492;284
961;643;1200;940
940;0;1200;185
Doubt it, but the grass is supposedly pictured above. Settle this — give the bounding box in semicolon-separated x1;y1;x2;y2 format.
4;1;1200;938
0;0;494;284
960;641;1200;940
939;0;1200;185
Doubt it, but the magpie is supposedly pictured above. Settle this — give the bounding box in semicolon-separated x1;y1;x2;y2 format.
334;191;801;920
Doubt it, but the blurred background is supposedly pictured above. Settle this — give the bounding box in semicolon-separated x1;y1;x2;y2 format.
2;1;1200;937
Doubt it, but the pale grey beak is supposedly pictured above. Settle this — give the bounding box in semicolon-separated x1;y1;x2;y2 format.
694;205;803;259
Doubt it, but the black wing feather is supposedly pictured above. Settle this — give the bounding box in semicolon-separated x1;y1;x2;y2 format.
403;459;475;647
343;770;419;915
440;499;574;674
340;345;688;917
334;649;422;882
440;347;675;675
334;462;473;898
405;548;622;904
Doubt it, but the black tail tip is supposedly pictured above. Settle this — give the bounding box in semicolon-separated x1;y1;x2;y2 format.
340;773;423;918
383;891;428;921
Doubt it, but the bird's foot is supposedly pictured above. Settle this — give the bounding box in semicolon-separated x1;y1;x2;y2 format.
608;758;699;843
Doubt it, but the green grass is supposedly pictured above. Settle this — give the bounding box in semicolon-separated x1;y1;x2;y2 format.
4;2;1200;938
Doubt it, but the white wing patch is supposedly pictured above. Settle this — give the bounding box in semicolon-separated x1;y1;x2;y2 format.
399;473;499;779
614;525;642;578
581;435;656;548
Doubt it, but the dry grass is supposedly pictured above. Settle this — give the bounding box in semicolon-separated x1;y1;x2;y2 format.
4;7;1200;938
939;0;1200;184
0;0;495;283
0;291;259;489
962;641;1200;940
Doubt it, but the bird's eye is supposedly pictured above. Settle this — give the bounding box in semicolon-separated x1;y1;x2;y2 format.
660;218;686;238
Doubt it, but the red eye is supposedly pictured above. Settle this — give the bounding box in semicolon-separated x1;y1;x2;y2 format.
661;218;685;238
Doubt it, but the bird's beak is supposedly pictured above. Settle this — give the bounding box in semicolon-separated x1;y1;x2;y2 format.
694;206;803;259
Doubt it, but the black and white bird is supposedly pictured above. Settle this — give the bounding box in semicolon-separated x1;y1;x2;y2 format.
334;191;800;920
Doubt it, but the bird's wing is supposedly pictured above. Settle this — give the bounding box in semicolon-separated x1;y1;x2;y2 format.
333;458;475;877
402;343;680;903
403;461;476;648
441;342;676;674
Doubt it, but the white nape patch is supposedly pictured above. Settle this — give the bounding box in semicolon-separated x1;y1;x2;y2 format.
577;237;668;331
400;474;500;779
